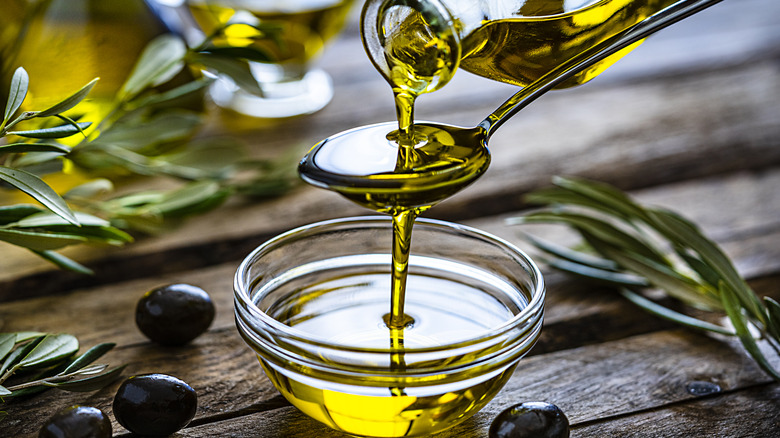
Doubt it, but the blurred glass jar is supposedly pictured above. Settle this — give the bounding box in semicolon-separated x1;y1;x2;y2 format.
0;0;198;127
183;0;355;118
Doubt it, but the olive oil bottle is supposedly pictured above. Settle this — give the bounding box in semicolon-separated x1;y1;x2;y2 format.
457;0;680;87
186;0;354;80
376;0;680;91
2;0;190;126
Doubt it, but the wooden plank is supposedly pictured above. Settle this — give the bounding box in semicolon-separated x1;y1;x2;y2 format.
572;384;780;437
75;329;777;438
2;187;779;436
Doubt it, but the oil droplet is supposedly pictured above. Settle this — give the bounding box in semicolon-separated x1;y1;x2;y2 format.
685;380;721;396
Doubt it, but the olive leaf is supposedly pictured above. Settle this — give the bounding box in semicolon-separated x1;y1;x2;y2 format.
13;211;110;228
120;34;187;99
0;333;123;402
0;142;71;154
0;205;44;224
126;77;212;110
620;288;733;335
8;122;92;139
512;176;780;381
32;250;94;275
765;297;780;342
0;335;44;380
17;333;79;369
36;78;99;118
2;67;28;126
0;166;80;226
45;364;125;392
60;343;114;374
720;283;780;380
62;179;114;200
0;335;16;364
0;228;87;251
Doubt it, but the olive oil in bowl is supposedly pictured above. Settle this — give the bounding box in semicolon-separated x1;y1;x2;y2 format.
234;217;545;437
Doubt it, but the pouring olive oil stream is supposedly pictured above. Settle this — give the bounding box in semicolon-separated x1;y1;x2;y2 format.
299;0;723;331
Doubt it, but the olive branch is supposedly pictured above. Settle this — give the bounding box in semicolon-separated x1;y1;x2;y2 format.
508;176;780;381
0;332;125;422
0;18;298;274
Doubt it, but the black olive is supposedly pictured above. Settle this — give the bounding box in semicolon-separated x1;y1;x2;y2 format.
39;405;111;438
489;401;570;438
113;373;197;436
136;283;215;346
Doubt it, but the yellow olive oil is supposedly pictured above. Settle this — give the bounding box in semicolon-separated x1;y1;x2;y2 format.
255;267;528;437
187;0;353;76
458;0;680;87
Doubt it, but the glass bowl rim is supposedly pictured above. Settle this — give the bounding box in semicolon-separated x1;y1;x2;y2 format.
234;215;545;354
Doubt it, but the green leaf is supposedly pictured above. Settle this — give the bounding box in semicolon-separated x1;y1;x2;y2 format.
161;137;245;178
9;122;92;139
0;166;79;225
36;78;99;117
0;205;43;225
18;333;79;369
764;297;780;342
552;176;652;222
0;335;16;363
12;211;109;228
518;211;668;265
0;386;10;396
620;288;734;335
63;179;114;199
0;228;86;251
604;248;722;310
6;150;65;168
6;218;133;246
90;111;201;152
154;180;231;217
720;283;780;381
3;67;28;124
674;245;722;289
61;343;115;374
0;142;71;154
32;250;94;275
126;77;212;110
189;53;263;95
120;34;187;99
544;256;650;287
512;227;621;271
48;364;125;392
14;332;46;343
649;208;765;322
0;335;43;376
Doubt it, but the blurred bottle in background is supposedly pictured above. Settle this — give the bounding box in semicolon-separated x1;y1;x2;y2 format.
0;0;198;128
184;0;355;118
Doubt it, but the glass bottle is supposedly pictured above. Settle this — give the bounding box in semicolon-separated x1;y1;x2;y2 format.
1;0;191;124
362;0;681;91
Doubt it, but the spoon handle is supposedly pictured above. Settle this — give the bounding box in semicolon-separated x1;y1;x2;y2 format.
479;0;725;139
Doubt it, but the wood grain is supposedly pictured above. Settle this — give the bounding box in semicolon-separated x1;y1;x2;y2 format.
2;170;779;437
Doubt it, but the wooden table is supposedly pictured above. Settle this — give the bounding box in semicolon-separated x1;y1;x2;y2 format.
2;0;779;436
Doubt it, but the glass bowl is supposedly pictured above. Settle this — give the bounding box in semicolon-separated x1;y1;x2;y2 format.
234;216;545;437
